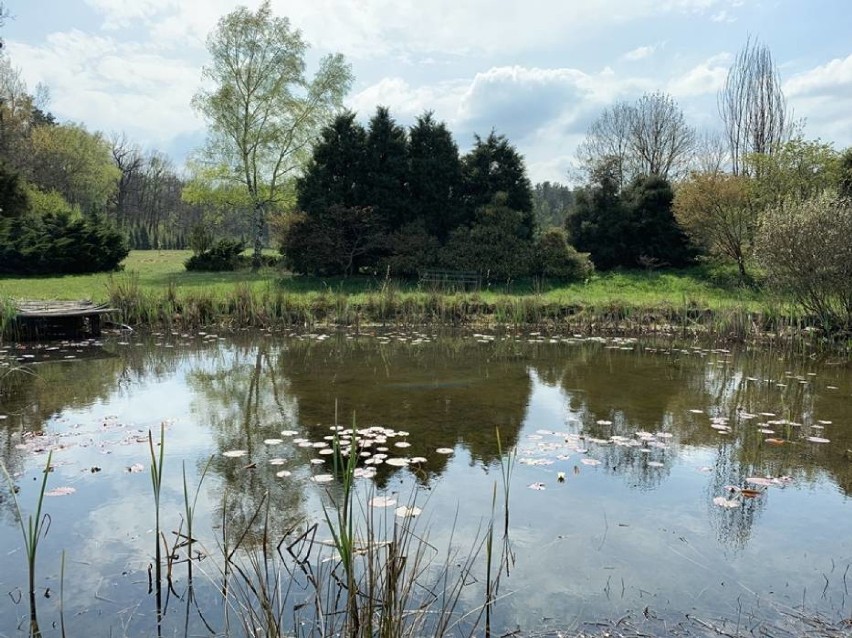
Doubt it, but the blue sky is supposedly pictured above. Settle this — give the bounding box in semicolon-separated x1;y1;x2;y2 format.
4;0;851;183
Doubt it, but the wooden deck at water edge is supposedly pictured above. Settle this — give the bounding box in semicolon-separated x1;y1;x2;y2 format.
8;300;116;340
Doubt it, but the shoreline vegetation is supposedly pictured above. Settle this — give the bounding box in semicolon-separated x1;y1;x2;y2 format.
0;251;847;353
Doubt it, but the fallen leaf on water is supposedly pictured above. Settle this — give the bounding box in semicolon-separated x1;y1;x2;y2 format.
312;474;334;483
222;450;248;458
740;488;763;498
369;496;397;508
435;448;454;455
581;458;601;466
263;438;283;445
807;436;830;443
647;461;664;468
46;487;76;497
128;463;144;473
395;506;422;518
746;477;774;487
275;470;292;478
764;438;786;445
712;496;739;508
528;482;546;490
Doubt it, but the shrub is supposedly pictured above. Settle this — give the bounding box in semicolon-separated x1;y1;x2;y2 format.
185;238;246;272
381;220;440;279
0;211;128;274
756;194;852;334
533;227;594;282
439;203;532;282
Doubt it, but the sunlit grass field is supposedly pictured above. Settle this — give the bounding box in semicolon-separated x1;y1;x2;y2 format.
0;250;767;310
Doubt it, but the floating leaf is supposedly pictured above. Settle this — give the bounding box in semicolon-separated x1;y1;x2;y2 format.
385;458;409;467
128;463;145;473
435;448;454;455
269;458;286;466
746;477;774;487
395;506;422;518
689;409;704;414
222;450;248;458
581;458;601;466
369;496;397;508
275;470;292;478
740;488;763;498
647;461;664;468
807;436;830;443
280;430;298;436
394;441;412;448
764;438;786;445
311;474;333;483
712;496;739;508
527;482;546;490
46;487;76;497
263;438;283;445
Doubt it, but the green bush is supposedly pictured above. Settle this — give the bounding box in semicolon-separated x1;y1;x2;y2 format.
184;238;247;272
756;194;852;335
533;227;593;282
381;220;440;279
0;211;128;274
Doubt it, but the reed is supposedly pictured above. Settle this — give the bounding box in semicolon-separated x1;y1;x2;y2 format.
1;451;53;636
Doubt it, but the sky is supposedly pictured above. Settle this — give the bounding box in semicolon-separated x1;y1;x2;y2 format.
4;0;852;183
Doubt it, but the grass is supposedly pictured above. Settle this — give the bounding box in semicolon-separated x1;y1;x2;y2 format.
1;249;835;348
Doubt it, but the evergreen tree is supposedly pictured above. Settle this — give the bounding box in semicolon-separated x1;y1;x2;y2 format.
0;163;29;218
622;175;694;268
461;132;534;237
408;112;464;241
567;157;629;270
363;106;410;232
296;112;368;214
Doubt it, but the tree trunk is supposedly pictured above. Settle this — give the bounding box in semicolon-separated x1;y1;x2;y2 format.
253;201;265;271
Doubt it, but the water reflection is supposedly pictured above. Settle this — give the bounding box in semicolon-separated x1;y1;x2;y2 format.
0;332;849;636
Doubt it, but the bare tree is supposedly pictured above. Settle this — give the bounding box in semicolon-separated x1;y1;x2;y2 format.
109;132;143;226
693;129;729;175
578;92;695;188
718;37;789;175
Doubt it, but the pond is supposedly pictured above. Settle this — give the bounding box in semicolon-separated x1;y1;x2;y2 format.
0;330;850;637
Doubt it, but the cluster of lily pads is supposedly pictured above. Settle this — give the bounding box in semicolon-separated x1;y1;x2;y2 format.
222;424;456;484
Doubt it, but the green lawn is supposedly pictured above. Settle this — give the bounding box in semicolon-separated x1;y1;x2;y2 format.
0;250;769;310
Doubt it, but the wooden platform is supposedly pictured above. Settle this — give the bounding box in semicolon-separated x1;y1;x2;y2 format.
9;300;116;340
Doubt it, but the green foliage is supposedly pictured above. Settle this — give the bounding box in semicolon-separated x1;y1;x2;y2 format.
184;238;247;272
189;223;214;255
462;132;534;238
296;112;368;214
0;163;28;218
836;147;852;198
364;107;410;232
567;158;630;270
192;0;353;270
408;112;464;242
747;137;841;208
0;211;128;274
382;220;440;278
756;194;852;334
533;181;574;230
533;227;593;282
282;205;383;276
440;199;532;282
622;175;694;268
29;122;120;215
673;171;755;280
23;183;76;217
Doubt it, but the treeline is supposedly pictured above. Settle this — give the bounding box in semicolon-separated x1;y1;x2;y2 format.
278;108;591;282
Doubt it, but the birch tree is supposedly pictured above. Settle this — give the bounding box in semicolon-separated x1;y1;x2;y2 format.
192;1;352;270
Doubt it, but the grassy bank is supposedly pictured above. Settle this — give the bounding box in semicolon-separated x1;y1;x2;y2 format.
0;250;830;346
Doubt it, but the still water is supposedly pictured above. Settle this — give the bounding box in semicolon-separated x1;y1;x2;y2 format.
0;330;850;636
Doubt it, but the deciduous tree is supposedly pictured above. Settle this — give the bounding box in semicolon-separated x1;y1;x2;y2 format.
192;1;352;270
718;37;789;175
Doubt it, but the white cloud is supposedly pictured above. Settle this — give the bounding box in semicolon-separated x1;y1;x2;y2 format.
785;54;852;149
7;32;204;147
623;45;657;62
667;52;732;97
